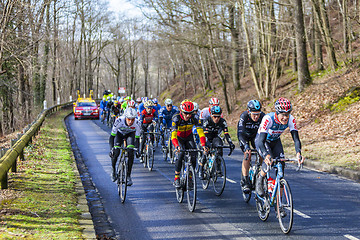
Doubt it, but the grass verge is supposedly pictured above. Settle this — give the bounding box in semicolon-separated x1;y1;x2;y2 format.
0;110;84;239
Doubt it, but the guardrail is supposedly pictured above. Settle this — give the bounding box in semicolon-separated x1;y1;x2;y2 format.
0;102;74;189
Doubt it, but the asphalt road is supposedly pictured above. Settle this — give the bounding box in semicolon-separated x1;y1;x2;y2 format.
68;116;360;240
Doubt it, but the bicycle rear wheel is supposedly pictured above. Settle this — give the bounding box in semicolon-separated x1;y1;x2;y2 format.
147;141;154;171
118;159;128;203
186;164;197;212
201;163;210;190
212;156;226;196
276;178;293;234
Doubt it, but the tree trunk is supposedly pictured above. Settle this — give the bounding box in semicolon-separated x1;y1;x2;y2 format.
229;4;241;90
294;0;312;92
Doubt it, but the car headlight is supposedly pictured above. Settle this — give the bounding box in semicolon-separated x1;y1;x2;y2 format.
94;109;99;113
75;110;82;113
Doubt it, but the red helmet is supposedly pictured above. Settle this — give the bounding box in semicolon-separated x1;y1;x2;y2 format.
180;100;194;113
209;97;220;106
275;97;292;113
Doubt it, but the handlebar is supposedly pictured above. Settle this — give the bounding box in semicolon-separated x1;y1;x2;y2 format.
208;145;234;156
264;157;303;173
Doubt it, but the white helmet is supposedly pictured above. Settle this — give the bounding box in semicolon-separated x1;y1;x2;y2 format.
164;98;173;105
124;107;137;119
144;100;153;108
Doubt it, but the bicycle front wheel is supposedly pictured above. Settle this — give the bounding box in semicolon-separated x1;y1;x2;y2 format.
176;165;184;203
276;178;293;234
118;159;128;203
212;156;226;196
186;164;197;212
147;141;154;171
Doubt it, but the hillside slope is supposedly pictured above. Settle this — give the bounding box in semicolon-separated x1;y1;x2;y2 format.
160;63;360;171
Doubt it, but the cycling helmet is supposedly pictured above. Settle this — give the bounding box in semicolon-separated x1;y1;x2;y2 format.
211;105;222;116
152;98;158;104
180;100;194;113
102;97;106;101
164;98;173;105
193;102;199;111
119;97;124;103
247;100;262;112
128;100;136;108
112;96;116;101
124;96;131;101
108;89;111;94
275;97;292;113
144;100;153;108
142;97;149;104
107;96;111;101
124;107;137;119
136;97;142;103
209;97;220;106
114;101;118;106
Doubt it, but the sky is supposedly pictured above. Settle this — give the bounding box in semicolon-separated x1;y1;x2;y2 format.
107;0;143;17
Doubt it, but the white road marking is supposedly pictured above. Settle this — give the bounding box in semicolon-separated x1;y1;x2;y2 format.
293;209;311;218
226;178;237;184
344;235;360;240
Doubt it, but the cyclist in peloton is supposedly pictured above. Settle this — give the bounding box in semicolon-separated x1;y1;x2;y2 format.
200;98;223;124
110;101;121;118
109;107;140;186
237;100;265;193
138;100;158;161
100;97;107;122
255;97;305;197
159;99;179;146
199;106;235;179
106;96;113;123
172;100;207;188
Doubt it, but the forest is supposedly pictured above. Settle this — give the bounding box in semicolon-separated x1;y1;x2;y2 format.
0;0;359;136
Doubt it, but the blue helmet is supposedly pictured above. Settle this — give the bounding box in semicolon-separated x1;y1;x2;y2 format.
152;98;158;104
247;100;261;112
211;105;222;116
142;97;149;104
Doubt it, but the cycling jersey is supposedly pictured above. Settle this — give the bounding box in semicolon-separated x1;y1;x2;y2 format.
110;116;141;137
203;116;233;144
153;103;162;115
137;102;145;117
171;113;206;148
258;112;297;142
111;105;121;116
256;112;301;160
100;100;107;110
237;111;265;151
139;108;158;124
121;101;128;110
159;105;179;128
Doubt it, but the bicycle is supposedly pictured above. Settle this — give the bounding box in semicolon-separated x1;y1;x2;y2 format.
115;145;137;203
254;157;302;234
141;130;160;171
241;149;262;203
100;108;107;124
161;127;173;161
175;149;201;212
201;145;233;196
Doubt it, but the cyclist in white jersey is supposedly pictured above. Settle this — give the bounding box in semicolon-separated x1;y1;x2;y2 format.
255;97;304;197
109;108;140;186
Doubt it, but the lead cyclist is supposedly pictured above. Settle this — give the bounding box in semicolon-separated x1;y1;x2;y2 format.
255;97;305;197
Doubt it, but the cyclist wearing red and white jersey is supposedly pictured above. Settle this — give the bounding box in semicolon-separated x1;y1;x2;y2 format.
139;100;158;160
199;98;223;124
255;97;304;197
109;108;140;186
172;100;207;188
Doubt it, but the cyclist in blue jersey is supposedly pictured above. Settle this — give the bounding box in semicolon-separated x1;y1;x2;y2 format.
255;97;304;197
159;99;179;146
100;97;108;121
